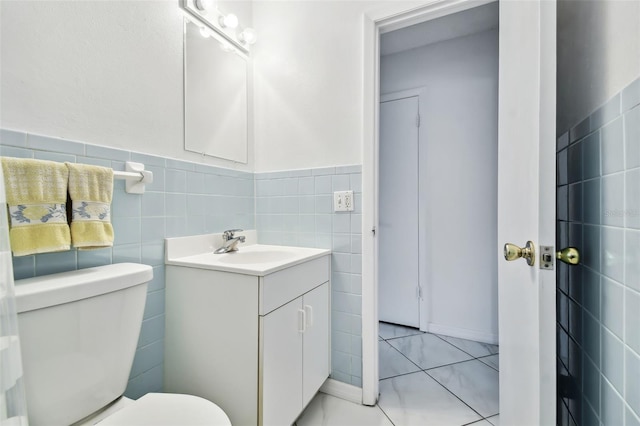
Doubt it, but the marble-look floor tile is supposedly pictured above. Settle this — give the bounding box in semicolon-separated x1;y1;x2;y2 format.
295;392;393;426
467;420;493;425
379;321;424;340
379;371;482;426
478;354;499;371
388;333;473;370
437;335;499;357
379;340;421;379
486;414;500;425
427;360;499;417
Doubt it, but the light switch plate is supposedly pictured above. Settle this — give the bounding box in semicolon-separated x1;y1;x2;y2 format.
334;191;354;212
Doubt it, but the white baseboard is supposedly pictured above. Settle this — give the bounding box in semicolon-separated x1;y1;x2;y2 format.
319;378;363;405
427;323;498;345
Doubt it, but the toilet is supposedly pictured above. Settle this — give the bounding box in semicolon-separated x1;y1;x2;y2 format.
14;263;231;426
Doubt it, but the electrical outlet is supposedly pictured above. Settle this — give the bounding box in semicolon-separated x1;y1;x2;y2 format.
334;190;354;212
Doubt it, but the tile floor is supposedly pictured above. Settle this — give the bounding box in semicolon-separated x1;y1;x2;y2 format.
296;322;500;426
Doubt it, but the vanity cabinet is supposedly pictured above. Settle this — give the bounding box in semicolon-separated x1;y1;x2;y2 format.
261;283;329;425
165;253;330;426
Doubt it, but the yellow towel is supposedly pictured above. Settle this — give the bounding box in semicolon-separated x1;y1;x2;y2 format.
1;157;71;256
66;163;114;250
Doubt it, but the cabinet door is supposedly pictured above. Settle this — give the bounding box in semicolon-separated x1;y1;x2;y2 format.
261;297;303;426
302;282;330;407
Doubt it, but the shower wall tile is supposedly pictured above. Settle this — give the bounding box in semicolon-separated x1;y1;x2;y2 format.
601;117;624;175
255;164;363;386
570;116;591;144
622;78;640;111
1;129;255;400
557;75;640;425
626;105;640;169
626;169;640;230
590;94;620;131
601;328;624;393
601;173;624;227
582;132;601;180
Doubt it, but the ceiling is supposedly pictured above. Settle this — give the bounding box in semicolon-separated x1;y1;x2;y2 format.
380;2;499;57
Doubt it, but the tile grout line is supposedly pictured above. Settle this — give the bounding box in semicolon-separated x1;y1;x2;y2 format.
423;369;487;422
378;326;500;424
375;403;397;426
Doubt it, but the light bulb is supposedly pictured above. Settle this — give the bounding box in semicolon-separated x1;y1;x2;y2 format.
195;0;214;11
238;27;257;45
199;26;210;38
220;41;235;52
219;13;239;29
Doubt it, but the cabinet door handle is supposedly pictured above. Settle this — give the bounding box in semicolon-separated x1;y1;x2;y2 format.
304;304;313;328
298;309;306;333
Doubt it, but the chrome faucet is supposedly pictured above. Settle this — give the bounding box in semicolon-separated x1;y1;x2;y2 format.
214;229;246;254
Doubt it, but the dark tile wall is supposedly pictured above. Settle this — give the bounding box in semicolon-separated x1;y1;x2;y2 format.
556;76;640;425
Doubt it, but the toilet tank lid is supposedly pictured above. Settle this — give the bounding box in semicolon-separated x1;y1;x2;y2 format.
14;263;153;313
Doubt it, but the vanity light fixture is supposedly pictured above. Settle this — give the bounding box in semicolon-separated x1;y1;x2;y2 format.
219;13;239;29
219;41;235;52
238;28;257;45
194;0;214;11
181;0;257;51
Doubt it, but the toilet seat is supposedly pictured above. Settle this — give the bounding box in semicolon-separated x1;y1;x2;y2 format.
97;393;231;425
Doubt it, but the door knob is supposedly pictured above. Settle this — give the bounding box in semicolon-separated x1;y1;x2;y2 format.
503;241;536;266
557;247;580;265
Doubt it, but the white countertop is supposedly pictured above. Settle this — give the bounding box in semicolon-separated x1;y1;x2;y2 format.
165;232;330;276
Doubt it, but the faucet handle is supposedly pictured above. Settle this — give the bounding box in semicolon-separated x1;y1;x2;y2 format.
223;229;244;240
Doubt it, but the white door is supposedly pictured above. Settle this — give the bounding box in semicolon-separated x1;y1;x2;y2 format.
260;298;303;426
378;96;420;328
497;1;556;424
301;283;329;407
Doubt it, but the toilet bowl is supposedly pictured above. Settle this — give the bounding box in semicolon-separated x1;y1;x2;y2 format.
14;263;231;426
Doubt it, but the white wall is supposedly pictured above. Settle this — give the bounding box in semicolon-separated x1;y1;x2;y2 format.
0;0;254;171
380;30;499;341
557;0;640;135
252;1;381;172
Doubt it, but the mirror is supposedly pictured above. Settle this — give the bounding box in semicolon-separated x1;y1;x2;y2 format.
184;19;248;163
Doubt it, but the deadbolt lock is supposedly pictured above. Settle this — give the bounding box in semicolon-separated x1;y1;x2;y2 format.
503;241;536;266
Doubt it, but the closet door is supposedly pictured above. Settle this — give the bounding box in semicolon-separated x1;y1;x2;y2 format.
379;95;420;328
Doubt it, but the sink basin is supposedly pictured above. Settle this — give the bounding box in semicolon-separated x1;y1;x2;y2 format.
164;234;330;276
216;250;296;265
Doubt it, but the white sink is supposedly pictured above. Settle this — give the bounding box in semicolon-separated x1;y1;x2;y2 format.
216;250;297;265
165;231;330;276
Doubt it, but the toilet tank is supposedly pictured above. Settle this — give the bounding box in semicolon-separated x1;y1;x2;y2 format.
14;263;153;426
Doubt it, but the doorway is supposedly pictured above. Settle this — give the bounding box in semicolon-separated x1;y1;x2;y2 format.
362;0;558;422
378;7;499;340
374;5;500;423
